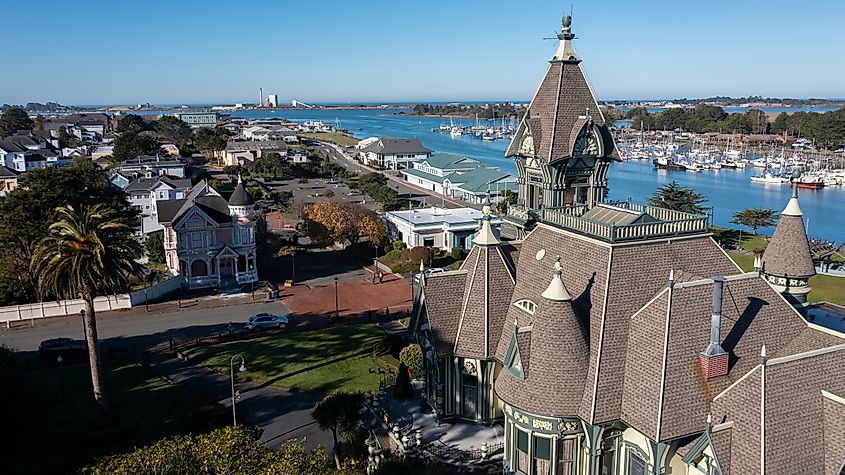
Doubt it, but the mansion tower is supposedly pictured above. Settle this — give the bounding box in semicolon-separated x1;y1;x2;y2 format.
410;15;844;475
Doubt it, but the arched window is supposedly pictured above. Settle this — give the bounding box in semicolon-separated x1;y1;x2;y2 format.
191;260;208;277
513;299;536;315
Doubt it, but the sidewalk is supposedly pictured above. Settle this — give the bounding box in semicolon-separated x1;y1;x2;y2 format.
146;352;331;450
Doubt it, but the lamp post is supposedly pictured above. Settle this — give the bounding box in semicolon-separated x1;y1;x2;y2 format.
144;272;150;312
230;354;247;426
334;276;339;316
57;355;65;401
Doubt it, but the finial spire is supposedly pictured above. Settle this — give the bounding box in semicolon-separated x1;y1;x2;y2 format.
552;14;581;63
541;255;572;301
473;196;500;246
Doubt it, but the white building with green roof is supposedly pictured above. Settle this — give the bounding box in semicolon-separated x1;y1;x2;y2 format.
402;153;518;204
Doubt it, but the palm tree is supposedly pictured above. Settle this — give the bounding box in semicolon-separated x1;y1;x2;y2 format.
311;391;364;469
31;204;142;424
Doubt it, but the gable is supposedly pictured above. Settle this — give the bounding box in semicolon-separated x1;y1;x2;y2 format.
174;206;217;230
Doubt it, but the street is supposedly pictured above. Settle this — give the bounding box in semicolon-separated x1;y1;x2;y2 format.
318;141;475;210
0;296;334;450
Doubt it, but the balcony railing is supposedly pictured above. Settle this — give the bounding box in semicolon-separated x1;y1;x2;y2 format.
508;201;710;243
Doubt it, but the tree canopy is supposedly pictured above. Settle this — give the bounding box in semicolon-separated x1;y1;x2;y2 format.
115;114;148;134
111;132;161;164
0;161;136;304
648;181;708;215
83;426;360;475
155;116;192;146
0;107;34;137
730;208;779;234
303;201;386;247
630;105;845;148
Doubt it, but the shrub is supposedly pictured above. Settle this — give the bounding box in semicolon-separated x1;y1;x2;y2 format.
399;344;423;378
392;240;406;251
449;246;463;260
393;363;413;400
384;249;403;262
408;246;432;264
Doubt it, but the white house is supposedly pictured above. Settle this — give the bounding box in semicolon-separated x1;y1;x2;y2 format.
384;206;501;251
359;137;432;170
125;176;192;234
118;155;187;178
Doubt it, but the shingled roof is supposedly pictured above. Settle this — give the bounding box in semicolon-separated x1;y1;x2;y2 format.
505;16;617;164
495;263;589;417
761;187;815;278
709;344;845;474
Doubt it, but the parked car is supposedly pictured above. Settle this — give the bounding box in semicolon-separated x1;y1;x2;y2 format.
246;313;289;330
347;190;363;196
327;178;340;185
38;338;87;358
413;267;446;284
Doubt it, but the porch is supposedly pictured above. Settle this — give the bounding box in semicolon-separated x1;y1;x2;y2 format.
368;380;504;468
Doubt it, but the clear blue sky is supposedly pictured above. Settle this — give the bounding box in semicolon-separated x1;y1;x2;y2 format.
3;0;844;105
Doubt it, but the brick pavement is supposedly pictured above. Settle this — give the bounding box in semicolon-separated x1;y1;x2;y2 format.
282;272;412;319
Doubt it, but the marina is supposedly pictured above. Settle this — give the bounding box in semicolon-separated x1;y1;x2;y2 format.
225;107;845;242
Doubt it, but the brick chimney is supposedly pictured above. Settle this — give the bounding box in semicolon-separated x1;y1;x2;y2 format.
699;276;729;378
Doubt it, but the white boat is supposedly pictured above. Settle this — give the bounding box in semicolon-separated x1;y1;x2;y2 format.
750;173;786;184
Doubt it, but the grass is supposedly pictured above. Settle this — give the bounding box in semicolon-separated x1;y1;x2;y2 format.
185;324;398;394
300;131;360;147
808;274;845;305
8;361;224;475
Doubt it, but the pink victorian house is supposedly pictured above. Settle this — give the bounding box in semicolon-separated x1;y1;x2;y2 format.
158;178;258;289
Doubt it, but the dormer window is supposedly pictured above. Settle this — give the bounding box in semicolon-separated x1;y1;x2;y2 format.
513;299;536;315
504;331;524;379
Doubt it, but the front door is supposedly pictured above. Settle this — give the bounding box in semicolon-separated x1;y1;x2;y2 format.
461;373;477;419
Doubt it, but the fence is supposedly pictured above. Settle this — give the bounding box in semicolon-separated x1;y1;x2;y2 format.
0;277;180;326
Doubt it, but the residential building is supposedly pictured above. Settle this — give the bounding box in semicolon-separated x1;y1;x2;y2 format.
124;176;192;234
360;137;432;170
118;155;187;178
410;15;845;475
0;166;19;196
175;112;219;128
401;153;518;204
223;140;287;167
157;178;258;289
384;205;500;251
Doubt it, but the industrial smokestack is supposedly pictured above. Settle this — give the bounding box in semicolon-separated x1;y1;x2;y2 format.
699;275;729;378
259;87;263;108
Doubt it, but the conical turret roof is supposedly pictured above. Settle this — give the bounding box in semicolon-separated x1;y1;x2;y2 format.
761;186;815;278
228;175;254;207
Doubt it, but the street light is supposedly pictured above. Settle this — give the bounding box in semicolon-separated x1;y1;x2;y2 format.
57;355;65;401
334;276;339;317
230;354;247;426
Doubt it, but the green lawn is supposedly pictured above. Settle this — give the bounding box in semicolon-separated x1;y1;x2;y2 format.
8;361;223;475
808;274;845;305
185;324;398;394
728;251;845;306
301;131;360;147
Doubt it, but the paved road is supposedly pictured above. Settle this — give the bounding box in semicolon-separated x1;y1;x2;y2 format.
0;297;286;354
320;142;473;210
0;297;335;450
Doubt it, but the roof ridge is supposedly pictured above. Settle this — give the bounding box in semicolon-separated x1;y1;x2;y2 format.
767;343;845;367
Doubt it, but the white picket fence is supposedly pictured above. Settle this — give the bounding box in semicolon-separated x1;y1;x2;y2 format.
0;277;181;326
